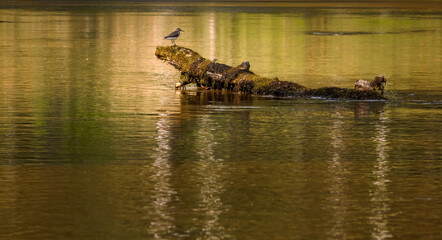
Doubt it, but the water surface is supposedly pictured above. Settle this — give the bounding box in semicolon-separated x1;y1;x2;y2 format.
0;1;441;239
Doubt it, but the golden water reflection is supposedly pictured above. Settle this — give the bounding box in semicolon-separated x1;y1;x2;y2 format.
327;107;348;239
0;3;441;240
145;116;178;239
194;115;230;238
370;110;392;240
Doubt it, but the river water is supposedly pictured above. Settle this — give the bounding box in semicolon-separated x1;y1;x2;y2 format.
0;1;441;239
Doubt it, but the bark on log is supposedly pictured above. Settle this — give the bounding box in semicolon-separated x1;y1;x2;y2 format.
155;46;387;100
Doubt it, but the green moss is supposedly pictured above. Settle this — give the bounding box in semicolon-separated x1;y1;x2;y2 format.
155;46;203;72
254;79;307;96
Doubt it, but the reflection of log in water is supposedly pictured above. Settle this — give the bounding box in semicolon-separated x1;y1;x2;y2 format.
155;46;387;100
354;101;387;118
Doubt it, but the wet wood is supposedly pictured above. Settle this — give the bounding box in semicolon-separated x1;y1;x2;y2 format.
155;46;387;100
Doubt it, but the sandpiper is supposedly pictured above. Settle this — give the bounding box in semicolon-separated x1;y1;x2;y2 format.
164;28;184;46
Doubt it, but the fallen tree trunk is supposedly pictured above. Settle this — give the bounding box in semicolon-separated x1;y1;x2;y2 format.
155;46;387;100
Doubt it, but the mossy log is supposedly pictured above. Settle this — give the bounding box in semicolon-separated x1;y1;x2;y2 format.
155;46;386;100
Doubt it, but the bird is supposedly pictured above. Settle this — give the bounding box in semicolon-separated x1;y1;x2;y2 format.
164;28;184;46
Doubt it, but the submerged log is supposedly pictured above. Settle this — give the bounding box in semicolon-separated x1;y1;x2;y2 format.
155;46;387;100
